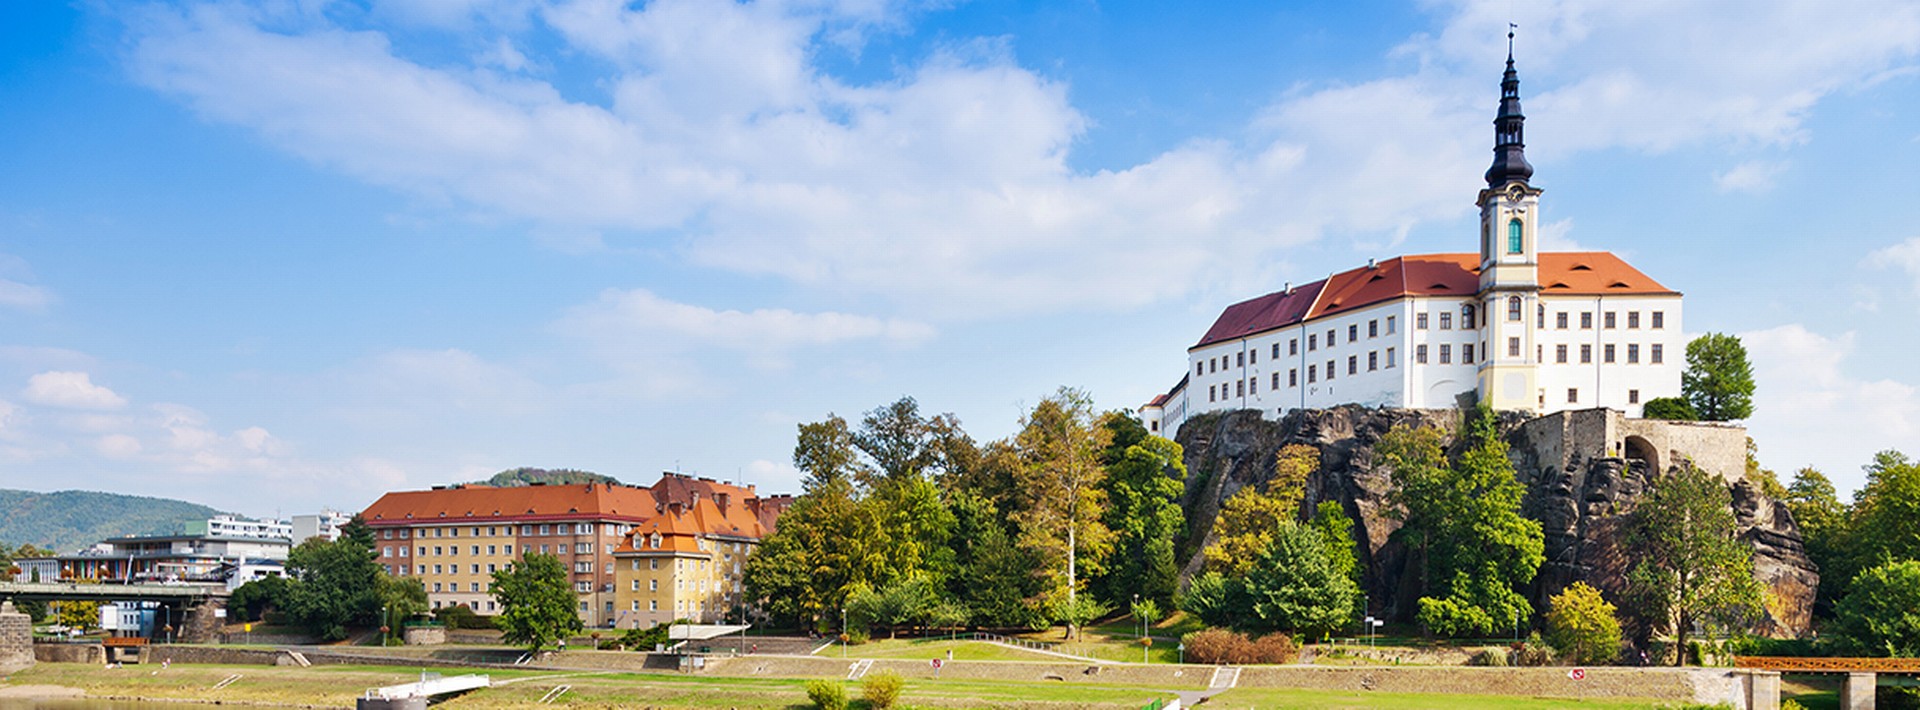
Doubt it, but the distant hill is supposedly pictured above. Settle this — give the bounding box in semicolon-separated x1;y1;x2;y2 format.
476;468;621;487
0;489;230;554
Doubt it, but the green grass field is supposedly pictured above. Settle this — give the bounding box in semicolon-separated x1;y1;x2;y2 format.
1205;687;1687;709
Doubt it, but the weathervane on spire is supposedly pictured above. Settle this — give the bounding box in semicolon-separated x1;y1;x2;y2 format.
1507;23;1517;61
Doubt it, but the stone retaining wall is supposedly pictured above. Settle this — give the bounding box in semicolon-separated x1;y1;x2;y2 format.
0;602;33;672
33;643;105;664
402;626;446;646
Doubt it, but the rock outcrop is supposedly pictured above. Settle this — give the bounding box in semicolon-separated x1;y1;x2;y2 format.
1174;405;1817;638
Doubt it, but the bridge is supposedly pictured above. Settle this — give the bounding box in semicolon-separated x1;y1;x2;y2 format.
1735;656;1920;709
0;581;229;604
358;673;491;710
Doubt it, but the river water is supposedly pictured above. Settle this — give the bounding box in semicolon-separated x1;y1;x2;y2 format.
1;701;193;709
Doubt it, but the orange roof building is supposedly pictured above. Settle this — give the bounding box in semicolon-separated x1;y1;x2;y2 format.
1142;54;1684;438
360;473;787;628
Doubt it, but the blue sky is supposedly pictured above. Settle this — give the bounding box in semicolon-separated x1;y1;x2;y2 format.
1;0;1917;519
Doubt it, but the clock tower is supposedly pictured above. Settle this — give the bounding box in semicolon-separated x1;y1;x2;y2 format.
1476;38;1542;413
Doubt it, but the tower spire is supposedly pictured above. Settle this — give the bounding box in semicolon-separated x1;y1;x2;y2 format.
1485;27;1534;187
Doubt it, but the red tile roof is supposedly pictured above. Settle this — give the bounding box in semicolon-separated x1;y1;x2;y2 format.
1193;252;1674;349
362;482;658;526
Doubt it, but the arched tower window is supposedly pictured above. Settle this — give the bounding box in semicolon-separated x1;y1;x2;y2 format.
1462;304;1476;329
1507;218;1524;254
1507;295;1523;321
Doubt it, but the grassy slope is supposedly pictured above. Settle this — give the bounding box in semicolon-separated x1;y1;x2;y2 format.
1208;687;1680;709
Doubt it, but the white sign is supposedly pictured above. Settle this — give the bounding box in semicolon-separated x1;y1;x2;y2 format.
214;609;227;618
1568;668;1587;681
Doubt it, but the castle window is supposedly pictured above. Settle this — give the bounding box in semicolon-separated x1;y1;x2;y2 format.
1368;351;1379;371
1628;344;1640;364
1464;343;1476;364
1387;347;1396;367
1309;333;1318;351
1235;380;1244;397
1272;372;1281;389
1462;305;1476;329
1581;312;1593;329
1581;344;1593;363
1348;324;1359;342
1347;355;1358;375
1326;360;1335;380
1237;352;1244;367
1208;385;1215;402
1508;337;1520;357
1289;369;1298;387
1507;296;1522;322
1567;388;1578;403
1651;344;1664;364
1537;303;1546;328
1604;344;1617;363
1651;311;1665;329
1196;362;1203;377
1327;329;1336;347
1369;320;1379;338
1308;365;1317;383
1272;343;1282;359
1417;313;1429;330
1440;312;1453;330
1290;338;1299;356
1508;218;1523;253
1386;315;1396;334
1250;349;1257;364
1249;377;1257;394
1556;344;1568;363
1605;312;1617;329
1416;344;1428;364
1439;344;1452;364
1556;312;1568;329
1628;311;1641;329
1629;389;1641;404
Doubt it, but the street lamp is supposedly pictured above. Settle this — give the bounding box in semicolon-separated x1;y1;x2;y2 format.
839;607;847;659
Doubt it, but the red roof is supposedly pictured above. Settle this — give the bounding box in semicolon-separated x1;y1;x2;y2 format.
1193;252;1674;349
362;482;658;525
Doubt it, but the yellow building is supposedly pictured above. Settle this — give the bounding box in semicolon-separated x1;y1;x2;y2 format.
612;487;768;629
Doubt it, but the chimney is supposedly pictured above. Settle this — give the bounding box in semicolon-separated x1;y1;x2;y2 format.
717;492;730;511
1367;258;1376;269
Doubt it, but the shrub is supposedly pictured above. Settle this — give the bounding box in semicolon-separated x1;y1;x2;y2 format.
1780;700;1807;710
804;679;847;710
1882;686;1920;710
1546;582;1622;665
1469;648;1510;666
861;671;904;709
1510;633;1555;667
1249;633;1299;664
1181;629;1296;664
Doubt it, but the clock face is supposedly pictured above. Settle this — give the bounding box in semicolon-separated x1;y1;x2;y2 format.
1506;184;1526;202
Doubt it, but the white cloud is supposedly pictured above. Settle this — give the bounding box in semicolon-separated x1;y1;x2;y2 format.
744;458;802;492
1868;236;1920;305
561;289;935;352
1713;160;1789;194
1742;324;1919;492
345;348;550;416
115;1;1920;318
22;371;128;410
96;434;143;459
0;279;52;311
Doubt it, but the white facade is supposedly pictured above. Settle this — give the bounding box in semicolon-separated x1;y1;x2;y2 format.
292;510;352;543
189;515;292;541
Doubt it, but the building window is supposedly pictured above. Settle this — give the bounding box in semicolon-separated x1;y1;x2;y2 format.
1508;337;1520;357
1289;369;1298;387
1439;344;1452;365
1272;343;1282;359
432;583;441;593
1567;388;1578;403
1537;303;1546;328
1249;377;1257;394
1581;344;1593;364
1387;315;1396;334
1290;338;1299;356
1417;312;1429;330
399;547;408;558
1387;347;1396;367
1629;389;1641;404
1628;311;1641;329
1507;296;1522;322
1209;358;1217;373
1368;351;1379;371
1347;355;1358;375
539;525;550;535
1416;344;1429;364
1440;312;1453;330
1208;385;1215;402
1580;312;1593;329
1369;320;1378;338
1463;305;1477;329
1508;218;1523;253
1237;352;1244;367
1604;344;1617;363
1556;344;1568;363
649;559;658;570
1196;362;1203;377
520;525;532;536
1628;344;1640;364
1272;372;1281;389
1556;312;1568;329
1326;329;1335;347
382;547;391;558
1651;344;1664;364
1309;333;1318;351
1464;343;1476;364
1652;311;1665;329
1348;324;1359;342
1325;359;1335;380
1235;380;1244;397
1308;365;1317;383
1605;312;1617;329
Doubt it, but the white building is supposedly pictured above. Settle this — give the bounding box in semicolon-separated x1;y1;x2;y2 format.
187;515;292;542
1143;52;1684;439
291;510;352;543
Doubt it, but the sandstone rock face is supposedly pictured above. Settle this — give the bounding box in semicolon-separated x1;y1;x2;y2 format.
1173;405;1817;638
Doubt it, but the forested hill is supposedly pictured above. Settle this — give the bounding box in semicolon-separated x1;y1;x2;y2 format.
475;468;621;487
0;489;229;554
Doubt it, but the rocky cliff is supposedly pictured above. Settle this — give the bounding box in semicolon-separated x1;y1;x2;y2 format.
1174;405;1817;638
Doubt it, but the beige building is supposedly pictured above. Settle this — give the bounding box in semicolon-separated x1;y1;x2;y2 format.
612;483;769;629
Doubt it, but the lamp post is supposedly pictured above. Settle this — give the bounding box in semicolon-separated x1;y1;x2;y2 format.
840;607;847;659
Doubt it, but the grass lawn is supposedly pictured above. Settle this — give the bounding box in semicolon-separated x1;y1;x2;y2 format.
1206;687;1686;709
4;662;1168;709
846;638;1065;662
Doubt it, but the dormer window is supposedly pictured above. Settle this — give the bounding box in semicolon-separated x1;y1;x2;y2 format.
1507;218;1523;254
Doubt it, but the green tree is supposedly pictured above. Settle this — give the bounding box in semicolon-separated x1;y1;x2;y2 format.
1832;559;1920;657
1309;501;1363;617
1784;467;1848;616
795;416;873;494
1097;420;1187;607
1387;407;1543;637
1242;521;1360;637
1203;475;1304;577
853;397;939;485
1641;397;1697;421
946;492;1047;628
1009;387;1113;638
378;574;429;637
284;536;383;641
1847;450;1920;572
1625;465;1764;665
1179;571;1248;629
845;576;939;639
491;553;582;652
1546;582;1623;665
1682;333;1756;421
228;574;294;622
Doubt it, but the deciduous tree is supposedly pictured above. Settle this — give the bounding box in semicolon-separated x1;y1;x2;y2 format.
1201;445;1314;578
1546;582;1622;665
491;553;583;652
1641;397;1697;421
1243;521;1360;637
1098;417;1186;607
1625;465;1764;665
284;536;383;641
1009;387;1113;638
1682;333;1756;421
1832;559;1920;657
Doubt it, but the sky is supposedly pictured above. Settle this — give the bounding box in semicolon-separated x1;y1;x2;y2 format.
1;0;1917;522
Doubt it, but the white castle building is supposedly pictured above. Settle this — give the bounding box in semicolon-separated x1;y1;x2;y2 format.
1142;51;1684;438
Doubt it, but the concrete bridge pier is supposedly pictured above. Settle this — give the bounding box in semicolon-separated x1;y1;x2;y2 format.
1744;670;1780;710
1841;672;1876;710
1;601;34;672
